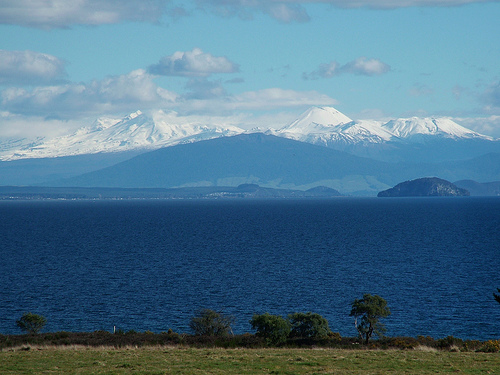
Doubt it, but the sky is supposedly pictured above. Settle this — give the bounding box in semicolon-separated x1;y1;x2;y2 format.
0;0;499;138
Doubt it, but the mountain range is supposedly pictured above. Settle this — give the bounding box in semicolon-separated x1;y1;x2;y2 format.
0;110;243;161
0;106;499;195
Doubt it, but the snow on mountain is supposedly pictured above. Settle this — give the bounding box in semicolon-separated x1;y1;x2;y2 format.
274;106;392;147
278;106;353;134
0;105;496;162
1;110;244;161
382;117;493;141
274;106;494;148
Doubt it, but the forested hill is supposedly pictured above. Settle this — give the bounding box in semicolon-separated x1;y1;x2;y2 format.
378;177;470;197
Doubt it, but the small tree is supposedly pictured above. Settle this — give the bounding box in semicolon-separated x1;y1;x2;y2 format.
350;294;391;344
494;288;500;305
288;312;331;339
250;313;291;346
189;309;234;336
16;312;47;334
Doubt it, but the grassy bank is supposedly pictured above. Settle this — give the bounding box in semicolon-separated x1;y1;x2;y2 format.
1;346;500;374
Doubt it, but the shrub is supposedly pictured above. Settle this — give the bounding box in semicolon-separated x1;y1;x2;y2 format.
478;340;500;353
250;313;291;346
288;312;331;339
16;312;47;334
437;336;463;350
189;309;235;336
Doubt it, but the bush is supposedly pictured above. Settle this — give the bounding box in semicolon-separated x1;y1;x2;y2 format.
250;313;291;346
478;340;500;353
288;312;331;339
437;336;463;350
189;309;235;336
16;312;47;334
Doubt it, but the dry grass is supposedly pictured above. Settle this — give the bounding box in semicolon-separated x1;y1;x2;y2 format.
1;346;499;374
413;345;438;352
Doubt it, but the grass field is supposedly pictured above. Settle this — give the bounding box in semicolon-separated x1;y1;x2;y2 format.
1;346;499;374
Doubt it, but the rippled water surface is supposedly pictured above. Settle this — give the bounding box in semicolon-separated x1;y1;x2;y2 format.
0;198;499;340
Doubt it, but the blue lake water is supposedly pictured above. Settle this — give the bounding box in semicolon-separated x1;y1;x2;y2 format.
0;198;499;340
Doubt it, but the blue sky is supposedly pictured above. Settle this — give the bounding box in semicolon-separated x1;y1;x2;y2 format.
0;0;499;137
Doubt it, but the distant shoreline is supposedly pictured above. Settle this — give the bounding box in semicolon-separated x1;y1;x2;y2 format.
0;185;344;200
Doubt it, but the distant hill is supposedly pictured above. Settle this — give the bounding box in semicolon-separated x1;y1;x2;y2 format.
46;133;402;196
378;177;470;197
43;134;500;196
0;106;499;194
0;184;342;200
454;180;500;196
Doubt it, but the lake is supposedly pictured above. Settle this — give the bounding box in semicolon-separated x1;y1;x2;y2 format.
0;198;499;340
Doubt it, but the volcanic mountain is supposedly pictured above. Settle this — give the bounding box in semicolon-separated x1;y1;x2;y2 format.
273;107;498;162
0;110;244;161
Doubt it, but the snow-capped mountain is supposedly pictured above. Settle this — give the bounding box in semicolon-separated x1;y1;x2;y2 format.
0;110;244;161
278;106;353;134
274;106;492;146
381;117;492;141
271;106;391;146
0;105;497;163
270;106;500;162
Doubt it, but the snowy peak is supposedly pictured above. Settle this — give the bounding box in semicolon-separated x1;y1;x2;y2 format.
0;110;245;160
279;106;353;133
275;107;392;146
382;117;492;140
275;107;494;149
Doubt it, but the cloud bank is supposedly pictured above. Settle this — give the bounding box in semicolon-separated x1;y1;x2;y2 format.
0;0;168;29
1;0;495;28
148;48;239;77
1;67;336;120
1;69;176;118
0;50;67;85
303;57;391;79
195;0;496;22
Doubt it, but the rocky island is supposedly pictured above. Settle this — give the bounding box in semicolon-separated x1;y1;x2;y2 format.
378;177;470;197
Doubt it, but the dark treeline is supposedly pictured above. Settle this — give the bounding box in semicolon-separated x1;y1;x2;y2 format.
3;292;499;352
1;330;500;353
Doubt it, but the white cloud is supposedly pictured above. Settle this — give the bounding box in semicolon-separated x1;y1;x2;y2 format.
195;0;495;22
1;0;494;28
1;69;177;118
341;57;391;76
264;3;310;22
0;50;67;85
303;58;390;79
0;111;84;138
183;78;227;99
409;83;434;97
316;0;496;9
455;116;500;138
148;48;239;77
482;81;500;114
0;0;170;29
0;59;336;123
232;88;337;110
179;88;338;113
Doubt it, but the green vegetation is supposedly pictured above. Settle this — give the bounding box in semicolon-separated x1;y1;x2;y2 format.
1;346;499;375
1;294;498;375
189;309;234;337
250;313;291;346
350;294;391;344
15;313;47;335
288;312;331;339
